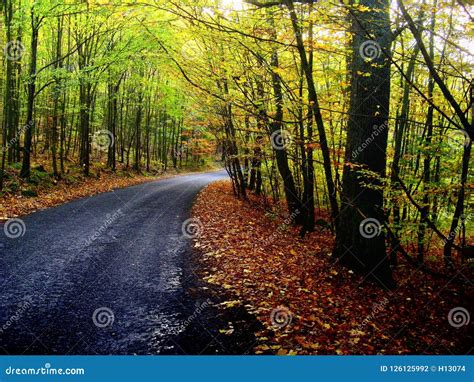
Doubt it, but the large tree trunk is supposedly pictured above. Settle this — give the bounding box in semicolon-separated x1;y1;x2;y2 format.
333;0;395;289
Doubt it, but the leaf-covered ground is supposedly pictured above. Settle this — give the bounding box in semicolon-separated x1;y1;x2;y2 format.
192;181;472;355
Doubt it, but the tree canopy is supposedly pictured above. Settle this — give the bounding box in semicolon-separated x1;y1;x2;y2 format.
1;0;473;285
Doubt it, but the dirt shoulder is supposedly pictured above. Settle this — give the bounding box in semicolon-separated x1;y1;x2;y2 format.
192;181;472;355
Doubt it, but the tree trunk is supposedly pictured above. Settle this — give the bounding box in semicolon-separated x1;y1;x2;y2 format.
417;0;437;262
133;91;143;173
443;83;473;270
20;11;39;179
267;9;303;223
285;0;339;225
333;0;395;289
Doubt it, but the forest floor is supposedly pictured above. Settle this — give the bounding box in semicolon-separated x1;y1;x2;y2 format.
0;158;217;221
192;181;473;355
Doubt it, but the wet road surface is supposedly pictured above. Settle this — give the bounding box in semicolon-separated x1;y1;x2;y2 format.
0;171;260;355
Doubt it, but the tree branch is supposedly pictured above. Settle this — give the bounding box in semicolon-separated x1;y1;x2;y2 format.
397;0;472;138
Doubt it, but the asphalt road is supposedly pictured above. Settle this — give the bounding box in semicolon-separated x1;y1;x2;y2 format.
0;171;260;355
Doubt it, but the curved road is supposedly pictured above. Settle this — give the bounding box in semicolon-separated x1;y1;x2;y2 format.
0;171;259;355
